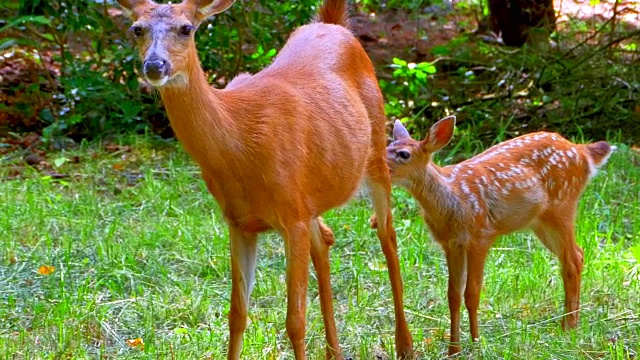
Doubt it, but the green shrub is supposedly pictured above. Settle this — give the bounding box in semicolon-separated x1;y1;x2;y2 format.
1;0;319;139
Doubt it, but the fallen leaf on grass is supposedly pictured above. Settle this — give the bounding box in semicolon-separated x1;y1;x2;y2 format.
368;259;387;271
37;265;55;275
112;162;126;170
104;143;131;153
126;337;144;350
53;157;69;168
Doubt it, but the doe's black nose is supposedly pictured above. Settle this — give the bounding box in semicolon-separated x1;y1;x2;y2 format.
143;58;167;80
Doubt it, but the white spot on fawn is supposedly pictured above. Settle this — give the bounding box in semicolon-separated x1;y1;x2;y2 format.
461;181;471;195
532;149;540;160
540;164;551;176
567;149;575;159
470;194;481;214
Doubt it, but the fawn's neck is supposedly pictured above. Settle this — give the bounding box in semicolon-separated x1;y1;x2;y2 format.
158;45;237;165
409;162;464;224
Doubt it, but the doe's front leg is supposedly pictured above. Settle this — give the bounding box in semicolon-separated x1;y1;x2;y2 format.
227;226;258;360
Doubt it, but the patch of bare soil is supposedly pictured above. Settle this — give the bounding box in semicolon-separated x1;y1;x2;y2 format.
350;0;640;77
0;49;60;132
556;0;640;29
351;8;464;78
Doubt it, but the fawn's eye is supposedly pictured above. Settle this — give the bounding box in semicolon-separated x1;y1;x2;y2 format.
180;25;194;36
397;150;411;160
131;26;143;37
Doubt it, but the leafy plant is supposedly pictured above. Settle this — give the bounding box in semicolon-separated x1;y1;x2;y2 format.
0;0;165;140
1;0;319;139
380;57;437;133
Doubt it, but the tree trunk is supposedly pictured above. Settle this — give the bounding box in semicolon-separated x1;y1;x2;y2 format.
488;0;556;47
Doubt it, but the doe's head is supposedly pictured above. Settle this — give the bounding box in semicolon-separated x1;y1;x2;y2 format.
116;0;235;87
386;116;456;180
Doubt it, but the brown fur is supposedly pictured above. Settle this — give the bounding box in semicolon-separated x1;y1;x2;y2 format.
586;141;614;166
384;117;614;355
116;0;413;358
316;0;349;27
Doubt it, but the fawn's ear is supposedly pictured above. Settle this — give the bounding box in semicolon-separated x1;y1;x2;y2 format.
183;0;235;22
393;120;411;141
422;116;456;152
116;0;152;18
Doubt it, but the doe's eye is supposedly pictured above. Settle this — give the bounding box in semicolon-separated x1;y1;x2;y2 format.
397;150;411;160
180;24;194;36
131;25;143;37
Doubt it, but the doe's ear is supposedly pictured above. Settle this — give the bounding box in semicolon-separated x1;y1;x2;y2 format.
393;120;411;141
421;116;456;152
116;0;152;18
183;0;235;22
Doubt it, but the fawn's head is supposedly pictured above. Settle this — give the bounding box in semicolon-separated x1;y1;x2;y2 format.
116;0;235;87
386;116;456;179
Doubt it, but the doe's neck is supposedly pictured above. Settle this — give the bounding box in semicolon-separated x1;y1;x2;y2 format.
156;44;236;164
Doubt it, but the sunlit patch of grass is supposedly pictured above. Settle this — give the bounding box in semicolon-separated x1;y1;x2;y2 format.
1;133;638;359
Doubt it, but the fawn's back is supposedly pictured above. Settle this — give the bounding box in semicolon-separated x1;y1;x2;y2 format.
441;132;610;237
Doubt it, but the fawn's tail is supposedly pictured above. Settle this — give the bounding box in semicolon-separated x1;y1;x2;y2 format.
317;0;348;27
586;141;617;168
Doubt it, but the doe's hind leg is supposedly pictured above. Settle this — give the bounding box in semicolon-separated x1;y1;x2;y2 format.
310;217;342;360
366;162;413;358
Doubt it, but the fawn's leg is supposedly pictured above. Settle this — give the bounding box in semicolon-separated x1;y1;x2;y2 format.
227;226;258;360
533;220;583;330
282;221;312;359
444;244;468;356
310;218;342;360
464;243;490;343
366;173;413;359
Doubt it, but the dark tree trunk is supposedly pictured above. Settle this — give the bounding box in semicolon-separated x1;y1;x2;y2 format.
488;0;556;47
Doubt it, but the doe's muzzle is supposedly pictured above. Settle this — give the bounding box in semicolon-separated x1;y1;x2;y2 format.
143;56;169;80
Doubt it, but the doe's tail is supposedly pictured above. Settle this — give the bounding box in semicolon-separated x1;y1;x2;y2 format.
317;0;349;27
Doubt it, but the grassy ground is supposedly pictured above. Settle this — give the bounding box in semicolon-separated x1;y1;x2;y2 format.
1;133;638;359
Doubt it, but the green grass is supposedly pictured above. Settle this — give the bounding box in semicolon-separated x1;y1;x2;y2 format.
1;134;638;359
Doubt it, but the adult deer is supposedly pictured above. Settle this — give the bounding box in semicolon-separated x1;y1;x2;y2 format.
115;0;414;358
382;116;614;355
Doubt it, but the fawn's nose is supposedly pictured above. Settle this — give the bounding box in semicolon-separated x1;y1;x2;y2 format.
143;57;169;80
